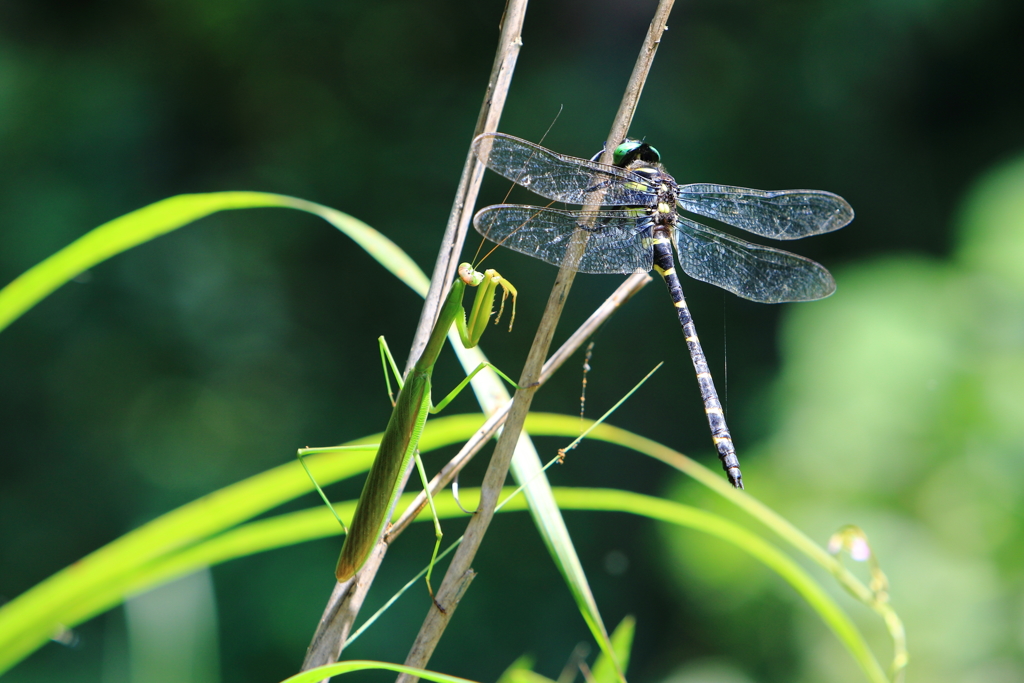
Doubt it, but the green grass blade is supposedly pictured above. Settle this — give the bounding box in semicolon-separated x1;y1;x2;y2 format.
553;490;886;683
523;413;896;614
230;486;886;683
0;401;884;683
592;616;635;683
498;669;558;683
0;191;427;334
279;659;481;683
9;483;882;683
523;413;891;683
22;485;880;682
0;413;482;674
0;399;891;683
495;655;548;683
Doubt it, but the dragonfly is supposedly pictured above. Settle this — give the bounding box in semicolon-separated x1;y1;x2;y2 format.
471;133;854;489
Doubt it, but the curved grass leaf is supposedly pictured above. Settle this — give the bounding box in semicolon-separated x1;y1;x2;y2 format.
279;659;481;683
0;192;428;334
593;616;635;683
495;655;549;683
522;412;905;668
0;410;890;683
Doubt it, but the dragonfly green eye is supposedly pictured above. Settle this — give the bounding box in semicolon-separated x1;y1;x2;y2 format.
590;139;661;165
613;139;661;166
612;140;643;165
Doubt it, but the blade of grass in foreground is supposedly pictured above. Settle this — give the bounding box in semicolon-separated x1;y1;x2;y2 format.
0;405;888;682
17;482;883;683
523;412;904;668
279;660;480;683
0;192;426;333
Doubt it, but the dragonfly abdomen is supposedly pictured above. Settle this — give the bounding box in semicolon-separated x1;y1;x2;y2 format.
650;232;744;489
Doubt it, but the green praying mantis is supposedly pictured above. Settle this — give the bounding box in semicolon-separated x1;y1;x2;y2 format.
298;262;519;599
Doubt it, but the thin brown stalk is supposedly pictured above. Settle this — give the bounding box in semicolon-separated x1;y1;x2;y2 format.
299;0;530;674
405;2;529;375
397;3;675;681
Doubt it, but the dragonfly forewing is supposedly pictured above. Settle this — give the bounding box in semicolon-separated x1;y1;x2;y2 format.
473;133;653;206
675;184;854;240
473;204;654;274
673;216;837;303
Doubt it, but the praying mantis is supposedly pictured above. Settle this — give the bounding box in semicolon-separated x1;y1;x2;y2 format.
299;262;518;599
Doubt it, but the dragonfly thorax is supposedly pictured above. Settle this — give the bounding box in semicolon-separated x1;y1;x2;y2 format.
627;161;679;230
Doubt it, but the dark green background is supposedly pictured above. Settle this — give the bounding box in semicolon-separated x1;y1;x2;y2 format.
3;1;1024;682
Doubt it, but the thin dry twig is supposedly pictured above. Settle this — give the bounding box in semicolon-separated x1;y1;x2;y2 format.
397;3;675;680
299;0;530;673
405;3;529;375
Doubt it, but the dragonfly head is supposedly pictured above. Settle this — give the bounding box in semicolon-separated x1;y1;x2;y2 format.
613;139;661;167
589;138;661;166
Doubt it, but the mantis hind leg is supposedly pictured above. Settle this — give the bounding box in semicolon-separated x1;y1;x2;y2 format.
295;443;379;534
413;450;445;611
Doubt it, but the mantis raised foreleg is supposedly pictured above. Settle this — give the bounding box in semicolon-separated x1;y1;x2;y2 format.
299;262;518;601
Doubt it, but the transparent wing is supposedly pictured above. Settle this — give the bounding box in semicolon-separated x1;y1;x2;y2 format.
473;133;654;206
674;216;836;302
676;184;854;240
473;204;653;274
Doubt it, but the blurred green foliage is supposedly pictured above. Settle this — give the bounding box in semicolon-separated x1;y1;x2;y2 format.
1;1;1022;682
